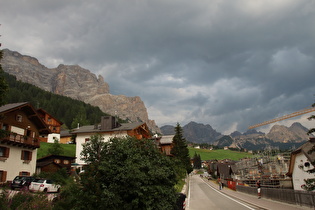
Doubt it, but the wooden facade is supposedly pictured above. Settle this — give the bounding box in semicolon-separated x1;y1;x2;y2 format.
36;155;76;174
0;103;50;149
37;108;63;134
0;102;51;182
126;123;151;139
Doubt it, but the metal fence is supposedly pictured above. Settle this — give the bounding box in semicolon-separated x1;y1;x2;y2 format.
236;185;315;208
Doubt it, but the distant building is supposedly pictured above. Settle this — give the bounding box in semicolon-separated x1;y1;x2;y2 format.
158;135;174;156
36;108;63;143
71;116;151;168
36;154;76;174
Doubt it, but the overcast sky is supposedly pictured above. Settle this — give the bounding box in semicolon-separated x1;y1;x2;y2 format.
1;0;315;134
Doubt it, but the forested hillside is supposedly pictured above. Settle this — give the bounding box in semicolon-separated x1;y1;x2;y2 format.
2;72;117;129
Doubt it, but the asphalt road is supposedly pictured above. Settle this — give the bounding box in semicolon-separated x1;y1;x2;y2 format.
186;175;314;210
187;175;256;210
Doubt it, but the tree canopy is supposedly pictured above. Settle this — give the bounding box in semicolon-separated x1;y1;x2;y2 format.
68;135;178;209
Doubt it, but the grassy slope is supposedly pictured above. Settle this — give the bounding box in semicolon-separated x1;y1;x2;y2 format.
189;147;252;161
37;142;76;159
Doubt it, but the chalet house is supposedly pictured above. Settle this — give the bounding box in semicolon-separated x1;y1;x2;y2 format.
0;102;50;183
71;116;151;167
159;135;174;156
287;137;315;191
152;135;174;156
60;130;73;144
36;154;76;174
36;108;63;143
216;162;236;180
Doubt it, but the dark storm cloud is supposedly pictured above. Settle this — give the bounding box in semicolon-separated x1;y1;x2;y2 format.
1;0;315;133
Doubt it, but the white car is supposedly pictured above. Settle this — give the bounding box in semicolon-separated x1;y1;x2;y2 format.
29;179;60;193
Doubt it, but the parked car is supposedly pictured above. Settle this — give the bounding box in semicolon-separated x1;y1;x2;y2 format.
29;179;60;193
11;176;35;190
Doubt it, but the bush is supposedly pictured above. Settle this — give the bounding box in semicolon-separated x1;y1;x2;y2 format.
0;189;52;210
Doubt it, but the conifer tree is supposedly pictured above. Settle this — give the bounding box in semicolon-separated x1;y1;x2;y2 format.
0;50;8;106
193;152;202;169
171;123;193;174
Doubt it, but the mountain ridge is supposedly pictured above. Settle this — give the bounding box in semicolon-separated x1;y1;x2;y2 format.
1;49;160;133
161;121;312;150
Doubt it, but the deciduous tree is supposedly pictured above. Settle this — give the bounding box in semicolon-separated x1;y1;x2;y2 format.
74;135;178;209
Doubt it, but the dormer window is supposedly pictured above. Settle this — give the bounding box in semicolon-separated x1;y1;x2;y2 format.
16;115;23;122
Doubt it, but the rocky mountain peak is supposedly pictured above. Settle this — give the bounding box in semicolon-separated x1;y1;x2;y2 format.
266;123;310;143
2;49;160;133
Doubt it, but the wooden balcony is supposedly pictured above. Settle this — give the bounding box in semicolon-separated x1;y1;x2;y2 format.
0;133;40;149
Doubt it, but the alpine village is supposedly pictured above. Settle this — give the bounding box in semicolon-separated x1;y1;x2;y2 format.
0;49;315;209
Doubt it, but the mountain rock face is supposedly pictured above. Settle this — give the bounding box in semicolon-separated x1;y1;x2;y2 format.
161;121;312;150
266;122;310;143
160;121;222;143
2;49;160;133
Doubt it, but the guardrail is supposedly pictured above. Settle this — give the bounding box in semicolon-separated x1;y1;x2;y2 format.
236;185;315;208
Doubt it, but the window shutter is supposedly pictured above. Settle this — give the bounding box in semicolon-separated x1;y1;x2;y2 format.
2;171;7;182
5;148;10;158
29;151;32;161
21;150;24;160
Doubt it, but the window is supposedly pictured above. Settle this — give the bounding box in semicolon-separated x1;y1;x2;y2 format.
63;160;70;164
16;115;23;122
85;138;90;143
19;171;30;176
55;159;61;164
1;124;8;131
0;147;9;158
21;150;32;161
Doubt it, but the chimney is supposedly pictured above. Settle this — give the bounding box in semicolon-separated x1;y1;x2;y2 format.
100;116;117;130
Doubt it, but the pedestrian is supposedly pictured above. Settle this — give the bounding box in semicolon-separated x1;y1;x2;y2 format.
256;180;261;198
218;178;222;190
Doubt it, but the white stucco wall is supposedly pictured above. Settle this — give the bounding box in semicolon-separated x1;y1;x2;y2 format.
75;131;128;166
47;133;61;143
292;153;315;191
0;145;37;181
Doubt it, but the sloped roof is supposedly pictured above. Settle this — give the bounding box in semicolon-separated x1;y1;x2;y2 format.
37;108;63;125
71;122;145;134
0;102;50;134
0;102;29;113
287;137;315;176
60;130;73;137
293;137;315;164
160;135;174;145
37;154;76;162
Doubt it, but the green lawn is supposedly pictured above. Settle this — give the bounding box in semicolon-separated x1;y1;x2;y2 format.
189;147;252;161
37;142;76;159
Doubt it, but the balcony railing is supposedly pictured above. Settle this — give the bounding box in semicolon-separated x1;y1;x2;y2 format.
0;132;40;148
